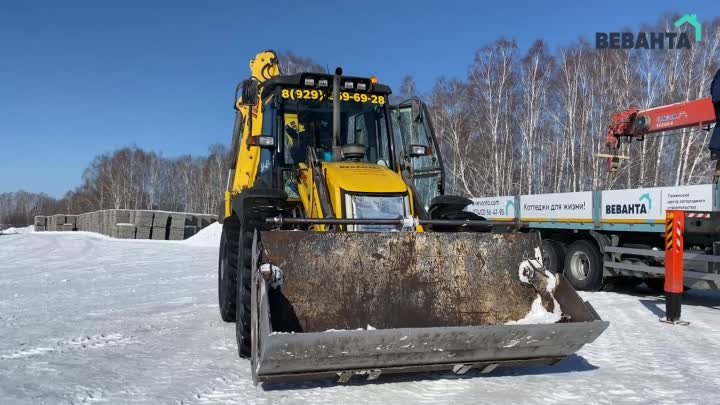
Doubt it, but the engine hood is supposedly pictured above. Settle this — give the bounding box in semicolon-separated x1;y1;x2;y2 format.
321;162;408;194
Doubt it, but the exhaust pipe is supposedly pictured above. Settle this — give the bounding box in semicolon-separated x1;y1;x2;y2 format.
332;67;342;161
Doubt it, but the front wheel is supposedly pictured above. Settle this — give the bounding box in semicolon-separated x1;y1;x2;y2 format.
235;221;254;359
564;240;603;291
218;219;239;323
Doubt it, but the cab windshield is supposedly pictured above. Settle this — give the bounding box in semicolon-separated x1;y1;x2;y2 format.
278;94;392;168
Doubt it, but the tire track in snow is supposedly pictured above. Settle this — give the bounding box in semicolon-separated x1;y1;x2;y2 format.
0;333;141;360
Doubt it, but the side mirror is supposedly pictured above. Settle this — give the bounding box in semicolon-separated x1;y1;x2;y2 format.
247;135;275;148
408;144;431;158
240;79;259;106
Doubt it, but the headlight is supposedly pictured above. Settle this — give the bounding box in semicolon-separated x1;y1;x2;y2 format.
344;194;410;232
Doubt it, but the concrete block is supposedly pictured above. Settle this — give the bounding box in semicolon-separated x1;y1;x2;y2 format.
34;216;46;226
169;213;186;229
152;211;170;228
151;226;167;240
92;211;100;233
133;211;154;227
62;223;74;232
135;226;151;239
65;215;78;227
196;214;217;229
168;228;185;240
110;209;131;224
184;225;197;238
34;225;45;232
103;211;110;235
53;214;65;226
114;223;136;239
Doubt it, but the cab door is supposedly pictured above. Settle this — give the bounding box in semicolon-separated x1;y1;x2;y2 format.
391;98;445;212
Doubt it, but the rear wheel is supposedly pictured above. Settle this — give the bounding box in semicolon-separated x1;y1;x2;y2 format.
218;218;239;323
541;239;566;273
564;240;603;291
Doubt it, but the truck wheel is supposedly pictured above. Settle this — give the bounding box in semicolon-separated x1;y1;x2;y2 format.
235;221;254;359
541;239;566;273
564;240;603;291
218;219;239;323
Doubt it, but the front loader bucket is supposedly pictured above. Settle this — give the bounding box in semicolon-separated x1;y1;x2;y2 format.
250;231;608;384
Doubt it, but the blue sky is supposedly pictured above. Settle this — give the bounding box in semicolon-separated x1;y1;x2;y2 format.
1;0;716;196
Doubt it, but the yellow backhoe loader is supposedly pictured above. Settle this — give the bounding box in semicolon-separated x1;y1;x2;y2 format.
218;50;608;384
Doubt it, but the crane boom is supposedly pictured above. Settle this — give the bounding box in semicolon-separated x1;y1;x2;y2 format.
605;97;716;150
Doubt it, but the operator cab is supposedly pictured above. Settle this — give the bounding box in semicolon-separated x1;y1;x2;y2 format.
259;73;394;198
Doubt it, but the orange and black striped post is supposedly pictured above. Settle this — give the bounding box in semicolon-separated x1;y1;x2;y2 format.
664;210;685;322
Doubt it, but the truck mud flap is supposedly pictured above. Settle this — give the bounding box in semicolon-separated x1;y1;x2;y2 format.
250;231;609;384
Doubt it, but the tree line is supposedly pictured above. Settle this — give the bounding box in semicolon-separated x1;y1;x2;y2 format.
425;15;720;197
0;145;231;228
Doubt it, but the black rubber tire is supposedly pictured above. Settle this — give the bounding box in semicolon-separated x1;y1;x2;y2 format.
564;240;603;291
541;239;562;273
218;219;239;323
235;220;254;359
431;210;491;232
551;240;567;272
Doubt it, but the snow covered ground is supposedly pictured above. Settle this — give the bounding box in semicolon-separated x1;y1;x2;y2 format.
1;229;720;404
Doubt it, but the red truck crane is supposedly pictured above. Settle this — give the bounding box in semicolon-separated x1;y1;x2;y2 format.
605;97;718;176
602;70;720;322
604;68;720;179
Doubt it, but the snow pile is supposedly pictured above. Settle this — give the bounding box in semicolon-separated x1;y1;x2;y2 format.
0;225;34;234
506;294;562;325
181;222;221;247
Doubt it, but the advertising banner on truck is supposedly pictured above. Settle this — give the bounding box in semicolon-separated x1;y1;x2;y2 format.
602;187;661;221
520;192;593;222
662;184;713;212
468;196;515;220
602;184;713;222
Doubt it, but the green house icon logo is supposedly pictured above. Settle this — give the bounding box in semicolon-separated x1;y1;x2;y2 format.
674;14;702;42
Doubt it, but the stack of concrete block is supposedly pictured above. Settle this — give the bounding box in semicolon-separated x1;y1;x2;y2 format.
114;223;136;239
77;213;87;231
82;212;89;232
108;210;132;237
182;214;217;238
65;215;78;231
100;210;112;235
151;211;169;240
51;214;65;231
34;216;46;232
132;210;154;239
38;209;217;240
91;211;100;233
168;213;186;240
